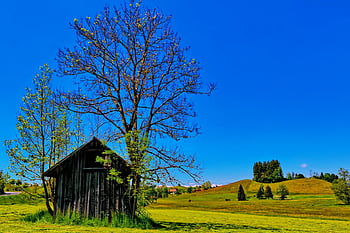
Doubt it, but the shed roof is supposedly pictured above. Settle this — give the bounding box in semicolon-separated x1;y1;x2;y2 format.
42;137;126;177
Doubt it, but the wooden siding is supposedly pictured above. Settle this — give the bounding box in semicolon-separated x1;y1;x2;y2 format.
44;138;130;218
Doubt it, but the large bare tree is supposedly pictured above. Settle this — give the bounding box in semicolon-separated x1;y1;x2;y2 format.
57;1;214;216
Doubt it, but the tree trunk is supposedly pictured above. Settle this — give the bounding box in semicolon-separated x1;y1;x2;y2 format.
41;176;54;216
129;172;141;218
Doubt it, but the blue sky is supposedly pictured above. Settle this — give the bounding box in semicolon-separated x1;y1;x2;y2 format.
1;0;350;185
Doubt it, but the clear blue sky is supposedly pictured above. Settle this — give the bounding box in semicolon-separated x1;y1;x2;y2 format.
1;0;350;185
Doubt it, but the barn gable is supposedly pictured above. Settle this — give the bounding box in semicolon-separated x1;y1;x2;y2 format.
43;137;131;218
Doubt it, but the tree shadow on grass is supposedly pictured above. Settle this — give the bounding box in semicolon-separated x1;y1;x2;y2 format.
157;221;281;231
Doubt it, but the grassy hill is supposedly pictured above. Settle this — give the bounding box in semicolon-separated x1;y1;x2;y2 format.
150;178;349;222
205;178;333;195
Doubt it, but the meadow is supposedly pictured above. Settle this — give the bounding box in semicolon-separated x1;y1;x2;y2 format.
0;178;349;232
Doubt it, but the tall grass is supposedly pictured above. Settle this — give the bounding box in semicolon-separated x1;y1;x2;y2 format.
24;210;158;229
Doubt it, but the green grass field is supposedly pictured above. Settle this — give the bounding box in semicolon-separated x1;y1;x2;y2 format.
0;178;349;232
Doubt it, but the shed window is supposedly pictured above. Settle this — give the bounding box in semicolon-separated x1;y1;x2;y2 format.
84;152;111;169
85;153;104;168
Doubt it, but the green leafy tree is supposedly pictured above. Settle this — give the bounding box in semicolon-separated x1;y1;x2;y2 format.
331;168;350;205
338;168;350;180
256;184;265;199
202;181;212;190
156;186;169;198
276;184;289;200
237;184;246;201
4;65;84;215
56;1;213;217
187;186;194;193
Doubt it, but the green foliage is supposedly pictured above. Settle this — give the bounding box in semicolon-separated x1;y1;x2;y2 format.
156;186;169;198
5;65;74;181
4;64;85;215
201;181;212;190
331;179;350;205
286;172;305;180
276;184;289;200
253;160;284;183
264;185;273;199
331;168;350;205
313;172;339;183
338;168;350;180
187;186;194;193
237;184;246;201
0;171;6;195
256;185;264;199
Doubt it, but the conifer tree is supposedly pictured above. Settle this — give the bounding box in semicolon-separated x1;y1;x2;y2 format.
253;160;284;183
238;184;246;201
265;185;273;199
256;184;265;199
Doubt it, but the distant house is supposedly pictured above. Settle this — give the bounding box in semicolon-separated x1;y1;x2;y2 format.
169;188;178;194
43;137;131;218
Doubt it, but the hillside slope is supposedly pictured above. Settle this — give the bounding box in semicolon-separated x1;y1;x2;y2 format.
205;178;333;195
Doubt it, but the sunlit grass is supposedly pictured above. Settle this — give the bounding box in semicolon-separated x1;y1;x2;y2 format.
149;209;350;232
1;178;349;233
1;203;349;233
151;193;350;220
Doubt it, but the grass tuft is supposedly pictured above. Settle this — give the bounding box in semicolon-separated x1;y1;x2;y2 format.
24;210;158;229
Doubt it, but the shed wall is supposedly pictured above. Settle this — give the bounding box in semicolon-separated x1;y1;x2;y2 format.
54;145;130;218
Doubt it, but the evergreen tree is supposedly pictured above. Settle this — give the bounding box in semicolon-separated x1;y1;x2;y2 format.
276;184;289;200
265;185;273;199
253;160;284;183
237;184;246;201
253;162;263;182
256;185;265;199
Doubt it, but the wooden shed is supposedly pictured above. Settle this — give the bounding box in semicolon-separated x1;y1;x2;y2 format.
43;137;131;218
